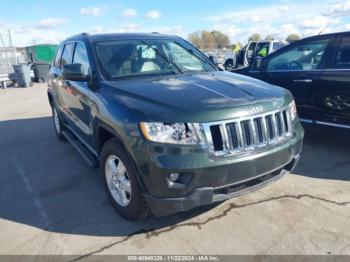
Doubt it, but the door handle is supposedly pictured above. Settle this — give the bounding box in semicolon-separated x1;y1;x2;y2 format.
293;79;312;83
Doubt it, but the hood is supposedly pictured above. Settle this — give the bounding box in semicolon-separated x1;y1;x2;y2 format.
102;71;291;122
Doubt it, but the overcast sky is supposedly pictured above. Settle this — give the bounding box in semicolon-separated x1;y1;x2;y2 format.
0;0;349;46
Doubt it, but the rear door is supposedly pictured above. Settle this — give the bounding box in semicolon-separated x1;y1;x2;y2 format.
256;36;335;120
316;34;350;126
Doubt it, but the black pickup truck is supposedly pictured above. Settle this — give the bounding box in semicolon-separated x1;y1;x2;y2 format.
235;31;350;129
48;33;304;220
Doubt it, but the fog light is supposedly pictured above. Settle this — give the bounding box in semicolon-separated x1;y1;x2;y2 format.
169;173;179;182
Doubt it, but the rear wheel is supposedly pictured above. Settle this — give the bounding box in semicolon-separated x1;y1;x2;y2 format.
100;138;150;220
52;106;65;141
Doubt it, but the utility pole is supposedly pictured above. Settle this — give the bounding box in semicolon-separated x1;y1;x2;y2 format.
318;21;332;35
0;33;12;74
8;29;13;47
0;33;5;47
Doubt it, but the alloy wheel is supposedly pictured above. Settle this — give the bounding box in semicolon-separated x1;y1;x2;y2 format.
105;155;132;207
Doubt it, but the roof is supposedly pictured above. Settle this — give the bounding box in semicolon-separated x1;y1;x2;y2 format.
65;32;179;42
300;31;350;41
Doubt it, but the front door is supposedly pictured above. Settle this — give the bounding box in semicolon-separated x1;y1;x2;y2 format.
59;42;94;146
257;36;333;120
316;35;350;126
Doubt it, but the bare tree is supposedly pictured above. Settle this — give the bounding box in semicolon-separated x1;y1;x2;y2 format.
188;31;203;48
265;35;274;41
248;33;261;42
211;30;230;49
188;30;230;49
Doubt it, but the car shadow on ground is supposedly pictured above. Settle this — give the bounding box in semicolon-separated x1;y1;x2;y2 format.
0;117;348;237
0;116;220;237
294;124;350;181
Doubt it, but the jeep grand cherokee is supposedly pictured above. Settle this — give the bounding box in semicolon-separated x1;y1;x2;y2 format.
47;33;304;220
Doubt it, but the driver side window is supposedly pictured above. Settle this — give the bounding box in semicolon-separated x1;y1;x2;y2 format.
267;39;329;71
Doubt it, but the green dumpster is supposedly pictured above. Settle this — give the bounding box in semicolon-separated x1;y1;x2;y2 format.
26;44;57;82
26;44;57;64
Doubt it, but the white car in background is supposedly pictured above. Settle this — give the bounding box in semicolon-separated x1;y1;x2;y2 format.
204;51;219;65
224;40;288;71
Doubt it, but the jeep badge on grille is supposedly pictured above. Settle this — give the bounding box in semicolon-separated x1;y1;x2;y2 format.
248;105;264;114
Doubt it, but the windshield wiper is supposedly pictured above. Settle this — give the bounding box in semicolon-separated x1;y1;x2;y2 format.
111;71;177;80
140;40;183;75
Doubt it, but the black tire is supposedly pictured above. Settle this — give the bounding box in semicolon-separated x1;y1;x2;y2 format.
52;105;66;141
100;138;150;220
224;59;235;72
225;62;233;71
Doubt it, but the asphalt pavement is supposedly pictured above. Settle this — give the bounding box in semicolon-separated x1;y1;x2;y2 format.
0;84;349;256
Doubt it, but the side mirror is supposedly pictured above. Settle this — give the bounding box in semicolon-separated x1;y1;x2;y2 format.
63;63;90;82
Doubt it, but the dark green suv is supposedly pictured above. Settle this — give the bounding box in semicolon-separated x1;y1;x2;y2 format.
47;33;304;220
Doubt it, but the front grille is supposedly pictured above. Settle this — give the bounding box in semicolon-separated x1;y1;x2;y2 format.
213;168;283;195
203;107;292;157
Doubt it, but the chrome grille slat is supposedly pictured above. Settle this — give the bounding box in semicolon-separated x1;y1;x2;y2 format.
226;123;238;150
261;116;268;143
285;110;292;133
275;112;283;137
271;114;278;140
204;106;293;157
254;118;264;144
241;121;251;147
219;124;230;151
278;112;286;135
250;119;257;146
236;121;244;149
266;115;274;140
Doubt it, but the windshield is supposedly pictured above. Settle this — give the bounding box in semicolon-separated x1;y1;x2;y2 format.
94;38;217;80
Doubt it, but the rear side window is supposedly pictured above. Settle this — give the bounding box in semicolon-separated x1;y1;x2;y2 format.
61;43;75;67
53;45;64;68
272;42;286;52
73;42;91;76
334;37;350;69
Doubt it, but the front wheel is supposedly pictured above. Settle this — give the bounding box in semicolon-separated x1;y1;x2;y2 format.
100;138;150;220
224;59;235;71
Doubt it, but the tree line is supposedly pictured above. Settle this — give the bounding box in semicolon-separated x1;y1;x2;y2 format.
188;30;301;49
188;31;230;49
248;33;300;43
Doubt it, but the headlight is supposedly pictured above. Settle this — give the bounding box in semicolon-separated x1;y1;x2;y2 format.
290;100;297;121
140;122;202;144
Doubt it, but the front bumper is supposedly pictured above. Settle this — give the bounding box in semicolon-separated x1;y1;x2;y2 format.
144;155;299;217
130;122;304;217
